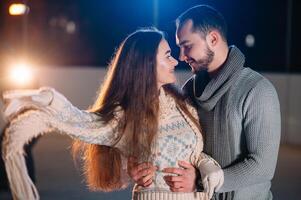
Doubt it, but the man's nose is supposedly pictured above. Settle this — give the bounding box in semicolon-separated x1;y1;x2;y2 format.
178;49;187;62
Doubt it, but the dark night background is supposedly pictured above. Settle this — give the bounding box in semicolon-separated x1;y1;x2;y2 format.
1;2;301;200
0;0;300;72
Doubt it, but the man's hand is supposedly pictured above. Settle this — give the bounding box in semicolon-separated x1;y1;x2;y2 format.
127;157;157;187
162;161;197;192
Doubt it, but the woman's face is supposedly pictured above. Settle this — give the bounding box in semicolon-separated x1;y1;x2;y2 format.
156;39;178;89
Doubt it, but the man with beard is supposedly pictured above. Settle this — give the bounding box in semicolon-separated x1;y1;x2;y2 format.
128;5;281;200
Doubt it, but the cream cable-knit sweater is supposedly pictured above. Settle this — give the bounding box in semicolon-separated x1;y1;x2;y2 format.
2;87;218;200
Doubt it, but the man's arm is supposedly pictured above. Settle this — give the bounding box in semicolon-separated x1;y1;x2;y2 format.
219;79;281;192
162;161;198;192
127;158;198;192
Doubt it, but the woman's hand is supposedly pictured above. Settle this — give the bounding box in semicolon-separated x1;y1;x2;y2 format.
127;157;157;187
198;160;224;199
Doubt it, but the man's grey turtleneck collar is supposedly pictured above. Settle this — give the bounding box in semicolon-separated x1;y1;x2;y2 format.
193;45;245;111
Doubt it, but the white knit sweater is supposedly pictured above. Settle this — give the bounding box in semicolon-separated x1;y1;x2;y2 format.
2;87;219;200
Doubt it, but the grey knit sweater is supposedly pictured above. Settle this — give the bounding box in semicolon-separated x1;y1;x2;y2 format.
183;46;281;200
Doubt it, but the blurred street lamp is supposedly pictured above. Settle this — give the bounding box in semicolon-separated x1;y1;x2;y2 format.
9;3;29;16
8;61;34;86
245;34;255;48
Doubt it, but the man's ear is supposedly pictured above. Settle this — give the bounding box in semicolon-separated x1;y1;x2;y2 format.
206;31;219;47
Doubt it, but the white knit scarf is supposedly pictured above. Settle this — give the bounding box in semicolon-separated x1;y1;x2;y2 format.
1;87;103;200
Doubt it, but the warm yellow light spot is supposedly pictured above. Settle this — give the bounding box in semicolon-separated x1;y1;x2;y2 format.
9;63;34;86
9;4;28;16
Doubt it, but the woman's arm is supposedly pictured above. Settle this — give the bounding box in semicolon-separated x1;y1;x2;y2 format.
1;87;123;200
3;87;122;145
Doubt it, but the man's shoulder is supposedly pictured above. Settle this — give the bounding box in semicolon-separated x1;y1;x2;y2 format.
240;67;264;81
239;67;274;88
234;67;278;97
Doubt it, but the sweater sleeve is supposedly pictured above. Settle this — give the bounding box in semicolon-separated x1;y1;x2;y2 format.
192;152;221;168
2;87;123;200
219;79;281;192
3;87;123;146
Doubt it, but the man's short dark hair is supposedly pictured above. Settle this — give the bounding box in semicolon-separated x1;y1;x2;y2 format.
176;5;228;41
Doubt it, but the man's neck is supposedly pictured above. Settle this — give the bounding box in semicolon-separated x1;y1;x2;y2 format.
208;46;229;78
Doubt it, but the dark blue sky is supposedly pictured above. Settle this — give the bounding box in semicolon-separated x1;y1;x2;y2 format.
0;0;300;72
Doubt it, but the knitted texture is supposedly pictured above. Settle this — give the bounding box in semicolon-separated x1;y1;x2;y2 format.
2;87;216;200
183;46;281;200
133;190;208;200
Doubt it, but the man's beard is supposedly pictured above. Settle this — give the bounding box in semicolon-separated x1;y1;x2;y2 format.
194;46;214;73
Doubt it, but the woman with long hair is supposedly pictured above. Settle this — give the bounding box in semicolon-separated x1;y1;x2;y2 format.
2;28;223;200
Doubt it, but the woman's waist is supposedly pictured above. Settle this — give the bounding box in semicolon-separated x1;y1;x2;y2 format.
134;170;184;193
133;186;208;200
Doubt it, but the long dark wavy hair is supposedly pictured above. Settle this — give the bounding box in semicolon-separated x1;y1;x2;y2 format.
72;28;202;191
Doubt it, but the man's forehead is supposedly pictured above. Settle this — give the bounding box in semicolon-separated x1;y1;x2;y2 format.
176;20;194;45
176;29;189;46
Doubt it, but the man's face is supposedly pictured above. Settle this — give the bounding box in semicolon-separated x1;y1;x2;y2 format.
176;20;214;73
